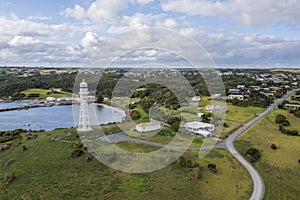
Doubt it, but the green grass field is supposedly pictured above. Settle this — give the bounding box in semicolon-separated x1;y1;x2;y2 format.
235;109;300;200
0;128;252;200
21;88;72;99
224;105;265;123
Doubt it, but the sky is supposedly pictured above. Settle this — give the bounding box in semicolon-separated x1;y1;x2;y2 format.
0;0;300;68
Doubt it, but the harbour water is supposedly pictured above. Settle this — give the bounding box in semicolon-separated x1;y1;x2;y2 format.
0;101;125;131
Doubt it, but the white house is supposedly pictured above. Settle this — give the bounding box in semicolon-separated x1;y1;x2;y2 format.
228;89;240;94
46;97;56;102
237;85;246;89
183;121;215;138
228;95;244;100
205;104;227;113
136;121;161;132
197;113;204;117
191;96;201;101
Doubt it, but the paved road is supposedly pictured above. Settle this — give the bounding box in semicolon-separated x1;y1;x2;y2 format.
222;89;297;200
97;89;297;200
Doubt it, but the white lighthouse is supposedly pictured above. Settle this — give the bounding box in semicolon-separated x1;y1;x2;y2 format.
77;79;92;131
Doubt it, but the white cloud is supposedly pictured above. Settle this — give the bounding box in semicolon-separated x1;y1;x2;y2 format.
61;0;128;25
156;18;178;28
8;36;39;46
162;0;300;27
61;4;86;20
27;15;52;21
131;0;154;5
81;32;100;49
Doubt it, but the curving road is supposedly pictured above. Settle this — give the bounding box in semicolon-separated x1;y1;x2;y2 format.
222;89;297;200
97;89;297;200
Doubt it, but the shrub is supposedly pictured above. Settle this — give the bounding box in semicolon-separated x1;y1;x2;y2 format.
223;123;229;128
245;148;261;162
176;156;186;167
72;140;83;149
28;93;40;98
192;167;202;179
130;110;141;120
275;114;286;124
185;160;193;171
71;149;84;158
4;173;16;184
271;144;277;150
281;120;290;126
287;130;299;136
87;152;95;161
208;163;217;172
294;110;300;118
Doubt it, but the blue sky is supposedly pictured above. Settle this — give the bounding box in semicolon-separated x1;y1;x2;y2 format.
0;0;300;67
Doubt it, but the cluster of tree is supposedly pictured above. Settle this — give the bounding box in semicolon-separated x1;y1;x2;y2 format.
275;114;290;126
228;92;272;108
279;125;299;136
289;109;300;118
0;74;76;99
136;88;181;113
166;116;181;131
177;156;202;179
245;147;261;162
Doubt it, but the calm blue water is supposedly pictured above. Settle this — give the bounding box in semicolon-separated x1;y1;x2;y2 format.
0;102;125;131
0;100;39;109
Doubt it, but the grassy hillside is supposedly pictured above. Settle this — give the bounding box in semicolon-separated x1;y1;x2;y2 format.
0;128;252;200
235;109;300;200
21;88;72;99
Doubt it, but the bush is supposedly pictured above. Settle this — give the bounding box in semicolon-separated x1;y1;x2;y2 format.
245;148;261;162
71;149;84;158
281;120;290;126
208;163;217;172
4;173;16;184
130;110;141;120
271;144;277;150
287;130;299;136
275;114;286;124
294;110;300;118
27;93;40;98
223;123;229;128
72;140;83;148
192;167;202;179
87;152;95;161
176;156;186;167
